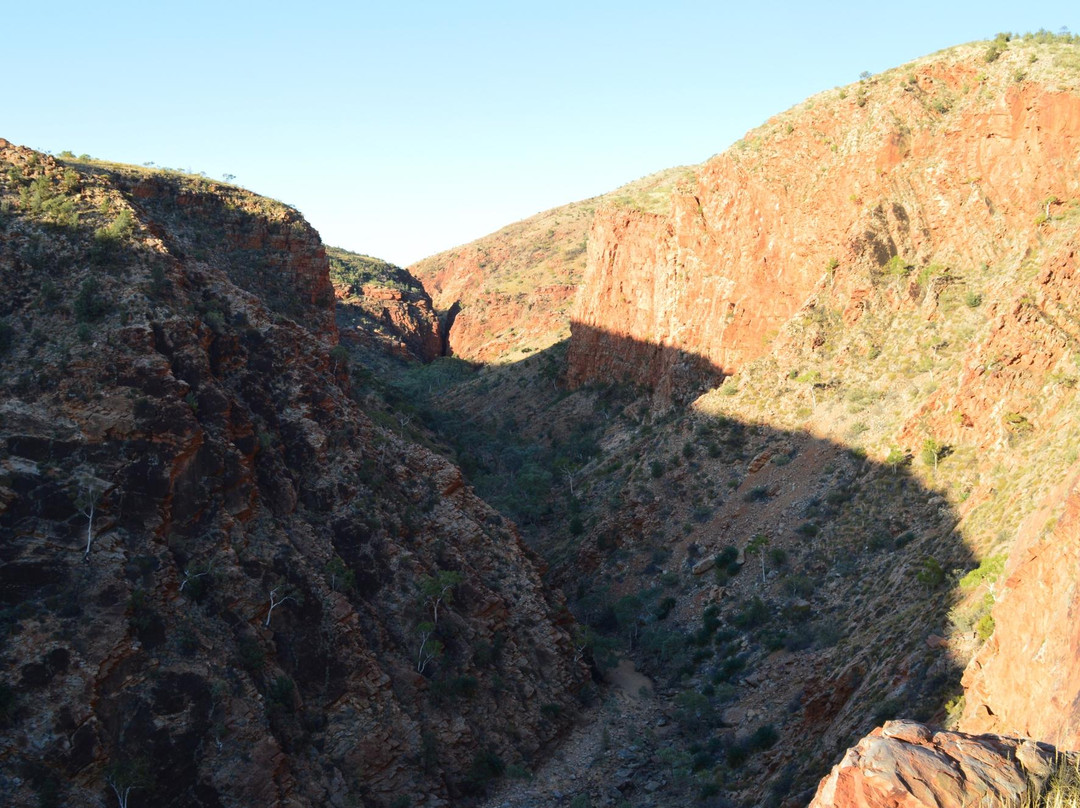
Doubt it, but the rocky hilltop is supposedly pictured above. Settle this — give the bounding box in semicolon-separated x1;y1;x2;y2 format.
567;40;1080;396
0;141;586;807
330;247;444;363
409;167;692;363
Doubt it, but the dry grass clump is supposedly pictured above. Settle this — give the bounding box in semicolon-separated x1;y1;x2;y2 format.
1027;755;1080;808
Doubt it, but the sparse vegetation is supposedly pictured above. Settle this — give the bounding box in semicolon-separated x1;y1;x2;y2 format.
73;278;111;322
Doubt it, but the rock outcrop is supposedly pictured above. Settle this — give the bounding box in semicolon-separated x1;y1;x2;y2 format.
567;44;1080;394
329;247;443;362
0;141;586;807
809;720;1059;808
410;167;692;363
960;465;1080;748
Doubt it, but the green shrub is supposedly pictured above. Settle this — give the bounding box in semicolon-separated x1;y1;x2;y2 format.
656;596;677;619
748;723;779;751
431;676;479;703
726;742;749;767
97;208;134;242
465;748;505;791
782;574;814;598
540;702;562;719
0;320;12;355
268;675;296;708
1004;412;1033;435
238;637;266;671
73;278;110;322
743;485;769;502
0;681;14;723
883;255;912;276
149;264;169;297
692;505;712;523
959;555;1006;589
732;596;769;629
916;557;946;588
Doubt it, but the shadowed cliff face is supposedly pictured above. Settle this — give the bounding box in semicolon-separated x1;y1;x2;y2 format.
330;255;445;364
383;324;978;805
564;322;724;402
0;140;587;808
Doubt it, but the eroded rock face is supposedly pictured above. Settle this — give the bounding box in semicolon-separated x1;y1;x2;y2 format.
960;468;1080;748
409;168;691;363
809;720;1057;808
567;50;1080;394
0;140;586;807
410;219;585;362
337;282;444;362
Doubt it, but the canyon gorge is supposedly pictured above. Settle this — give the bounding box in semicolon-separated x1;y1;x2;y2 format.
3;33;1080;808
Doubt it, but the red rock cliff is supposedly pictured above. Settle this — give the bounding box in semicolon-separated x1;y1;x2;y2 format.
960;465;1080;747
567;46;1080;393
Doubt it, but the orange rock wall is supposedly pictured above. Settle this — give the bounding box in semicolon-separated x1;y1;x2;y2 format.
568;72;1080;392
961;468;1080;747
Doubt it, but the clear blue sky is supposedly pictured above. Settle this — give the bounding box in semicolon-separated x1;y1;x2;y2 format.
5;1;1076;266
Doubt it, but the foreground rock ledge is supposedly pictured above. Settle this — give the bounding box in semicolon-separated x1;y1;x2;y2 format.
809;720;1059;808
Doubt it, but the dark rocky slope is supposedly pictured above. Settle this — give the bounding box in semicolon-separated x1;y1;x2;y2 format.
0;140;586;807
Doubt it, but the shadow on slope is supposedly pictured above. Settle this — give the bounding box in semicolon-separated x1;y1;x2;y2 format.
0;149;587;808
384;326;975;807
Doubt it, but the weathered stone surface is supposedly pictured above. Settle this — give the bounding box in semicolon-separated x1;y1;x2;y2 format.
336;280;443;362
0;140;587;807
809;721;1056;808
567;57;1080;396
960;467;1080;748
409;168;690;363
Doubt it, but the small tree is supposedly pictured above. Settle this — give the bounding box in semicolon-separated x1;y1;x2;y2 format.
920;437;944;470
795;370;823;407
613;593;644;650
746;533;770;585
264;586;295;627
419;570;463;625
324;556;355;593
416;621;443;673
885;447;906;475
916;557;946;588
104;758;150;808
179;559;214;594
72;471;110;560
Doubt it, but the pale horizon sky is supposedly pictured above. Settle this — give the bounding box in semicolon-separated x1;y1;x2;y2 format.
6;2;1077;266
